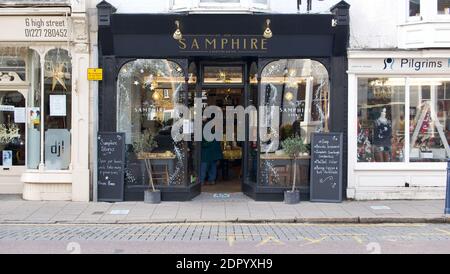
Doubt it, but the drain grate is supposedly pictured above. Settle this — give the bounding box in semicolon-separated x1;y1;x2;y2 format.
91;211;105;215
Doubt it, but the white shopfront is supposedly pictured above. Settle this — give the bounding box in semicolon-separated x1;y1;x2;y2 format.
0;4;90;201
348;50;450;200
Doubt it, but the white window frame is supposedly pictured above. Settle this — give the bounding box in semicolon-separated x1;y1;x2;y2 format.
352;74;450;171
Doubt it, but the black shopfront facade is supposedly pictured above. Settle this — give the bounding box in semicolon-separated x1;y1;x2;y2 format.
97;1;350;202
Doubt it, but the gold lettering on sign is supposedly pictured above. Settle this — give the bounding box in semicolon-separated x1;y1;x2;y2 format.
251;38;258;50
221;38;229;49
178;38;187;49
191;38;200;49
205;38;216;50
231;38;240;50
178;36;269;52
261;39;268;50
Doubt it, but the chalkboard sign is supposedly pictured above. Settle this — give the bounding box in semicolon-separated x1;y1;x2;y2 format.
97;132;126;202
310;132;343;203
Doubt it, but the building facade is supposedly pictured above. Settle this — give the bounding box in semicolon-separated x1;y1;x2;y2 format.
92;0;350;201
345;0;450;200
0;0;91;201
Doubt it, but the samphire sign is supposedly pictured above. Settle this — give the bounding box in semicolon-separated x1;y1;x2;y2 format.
176;35;269;54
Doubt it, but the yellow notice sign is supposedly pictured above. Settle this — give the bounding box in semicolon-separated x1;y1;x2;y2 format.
88;68;103;81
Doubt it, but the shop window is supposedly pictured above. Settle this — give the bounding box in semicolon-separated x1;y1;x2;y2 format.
409;79;450;162
0;91;26;167
0;48;26;81
117;59;186;187
357;78;405;163
27;50;41;169
259;59;329;186
409;0;421;17
357;77;450;163
203;66;243;84
44;49;72;170
438;0;450;14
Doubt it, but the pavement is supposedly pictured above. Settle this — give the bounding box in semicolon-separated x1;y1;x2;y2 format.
0;193;449;224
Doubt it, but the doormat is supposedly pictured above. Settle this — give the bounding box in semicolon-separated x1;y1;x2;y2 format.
213;193;231;199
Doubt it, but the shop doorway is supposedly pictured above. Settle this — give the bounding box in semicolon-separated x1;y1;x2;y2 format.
200;87;244;193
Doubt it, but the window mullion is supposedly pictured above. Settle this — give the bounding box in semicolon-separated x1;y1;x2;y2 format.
405;77;411;163
39;55;45;170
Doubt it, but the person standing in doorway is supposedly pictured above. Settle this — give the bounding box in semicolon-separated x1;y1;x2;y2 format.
200;118;223;185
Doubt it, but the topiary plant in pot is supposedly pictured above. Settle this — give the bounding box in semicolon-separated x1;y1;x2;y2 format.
281;136;308;204
133;129;160;203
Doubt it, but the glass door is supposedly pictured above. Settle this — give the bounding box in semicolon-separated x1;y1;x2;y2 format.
198;61;247;194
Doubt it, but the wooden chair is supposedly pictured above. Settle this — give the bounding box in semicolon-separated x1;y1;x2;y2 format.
144;159;170;186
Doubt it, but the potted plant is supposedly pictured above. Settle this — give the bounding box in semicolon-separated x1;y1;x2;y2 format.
133;129;160;203
281;136;308;204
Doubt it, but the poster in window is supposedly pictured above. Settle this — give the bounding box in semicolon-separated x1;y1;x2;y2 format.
2;150;12;166
14;107;26;124
28;107;40;126
44;129;71;170
49;95;66;116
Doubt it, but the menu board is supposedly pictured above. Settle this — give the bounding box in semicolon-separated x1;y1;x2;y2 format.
310;132;343;203
97;132;125;202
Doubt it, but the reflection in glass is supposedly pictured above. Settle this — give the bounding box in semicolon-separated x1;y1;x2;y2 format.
409;79;450;162
409;0;420;17
27;49;41;169
0;91;25;166
259;59;329;187
44;49;72;170
357;78;405;163
0;47;26;81
438;0;450;14
117;59;186;187
203;66;243;84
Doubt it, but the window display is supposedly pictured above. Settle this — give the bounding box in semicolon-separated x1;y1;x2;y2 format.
117;59;186;187
0;91;26;166
260;59;329;186
44;49;72;170
357;77;450;163
357;78;405;163
409;79;450;162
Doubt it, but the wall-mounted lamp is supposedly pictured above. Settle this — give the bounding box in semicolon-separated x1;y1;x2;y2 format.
173;20;182;40
263;19;272;39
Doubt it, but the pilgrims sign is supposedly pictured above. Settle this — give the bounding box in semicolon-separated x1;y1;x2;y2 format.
176;35;269;54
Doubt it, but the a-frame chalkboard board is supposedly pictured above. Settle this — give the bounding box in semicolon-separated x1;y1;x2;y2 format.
310;132;343;203
97;132;126;202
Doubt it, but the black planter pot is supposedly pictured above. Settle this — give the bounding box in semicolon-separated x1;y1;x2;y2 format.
144;189;161;204
284;190;300;204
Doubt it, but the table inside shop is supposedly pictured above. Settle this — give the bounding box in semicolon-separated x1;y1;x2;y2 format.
260;154;311;186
